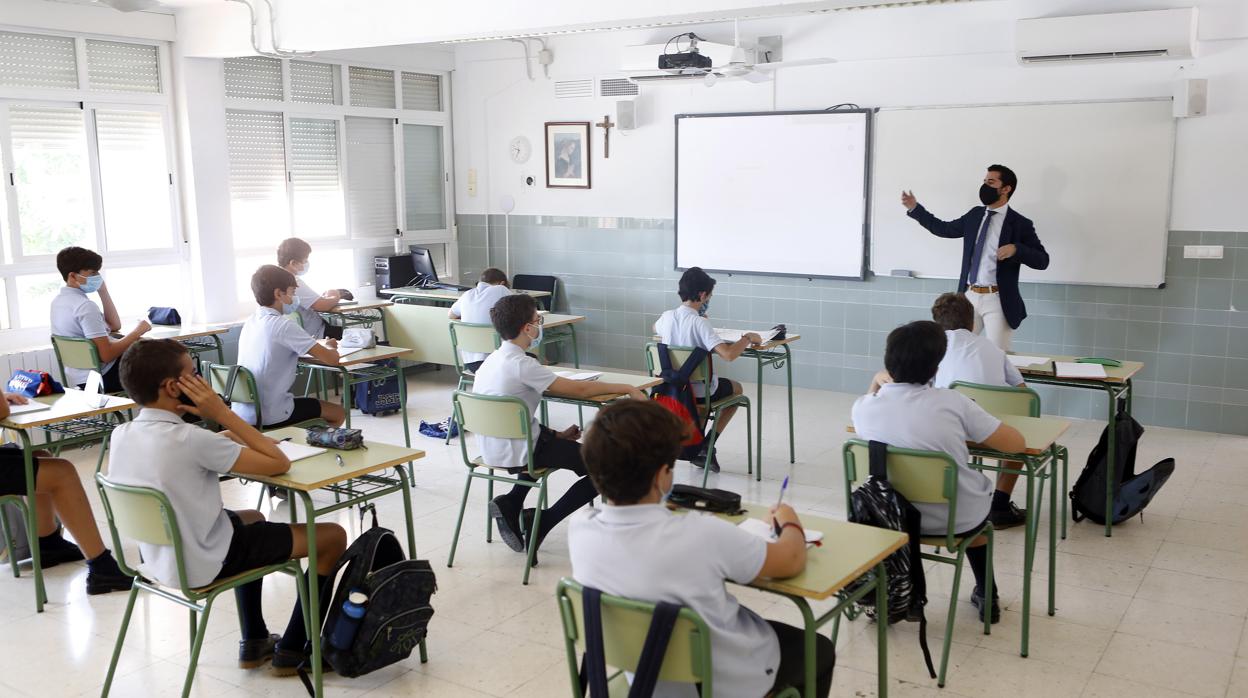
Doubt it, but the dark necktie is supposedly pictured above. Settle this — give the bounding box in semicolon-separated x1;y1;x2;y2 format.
967;210;997;286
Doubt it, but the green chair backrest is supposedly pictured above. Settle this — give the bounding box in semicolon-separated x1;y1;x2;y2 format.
95;473;199;596
843;439;963;547
950;381;1040;418
449;321;501;373
556;578;713;694
452;390;537;474
202;362;263;426
644;343;709;383
51;335;103;381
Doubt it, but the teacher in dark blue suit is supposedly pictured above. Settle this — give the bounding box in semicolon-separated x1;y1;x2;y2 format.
901;165;1049;350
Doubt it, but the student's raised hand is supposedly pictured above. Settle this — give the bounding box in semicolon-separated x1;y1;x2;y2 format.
3;392;29;406
771;503;800;529
557;424;581;440
901;190;917;211
175;374;231;422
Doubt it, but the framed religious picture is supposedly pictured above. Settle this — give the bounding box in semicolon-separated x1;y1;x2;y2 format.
545;121;591;189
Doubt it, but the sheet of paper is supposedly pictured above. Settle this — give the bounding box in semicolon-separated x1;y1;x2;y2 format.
337;346;365;357
277;441;327;462
6;402;51;416
715;327;781;344
553;370;602;381
1054;361;1107;379
1007;355;1050;368
737;518;822;545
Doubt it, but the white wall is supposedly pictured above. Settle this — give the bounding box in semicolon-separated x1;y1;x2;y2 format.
451;0;1248;233
0;0;174;40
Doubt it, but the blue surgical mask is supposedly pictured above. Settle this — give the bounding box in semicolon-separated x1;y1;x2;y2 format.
295;261;310;277
282;302;297;314
80;274;104;294
699;298;711;317
529;323;543;346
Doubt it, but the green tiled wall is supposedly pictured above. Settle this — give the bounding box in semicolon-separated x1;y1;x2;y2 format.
457;215;1248;436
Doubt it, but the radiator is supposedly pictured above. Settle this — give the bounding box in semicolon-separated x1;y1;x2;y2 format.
0;346;62;386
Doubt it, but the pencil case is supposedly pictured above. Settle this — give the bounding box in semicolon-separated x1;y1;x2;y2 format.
306;426;364;450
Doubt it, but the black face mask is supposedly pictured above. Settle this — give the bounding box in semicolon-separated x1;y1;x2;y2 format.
979;184;1001;206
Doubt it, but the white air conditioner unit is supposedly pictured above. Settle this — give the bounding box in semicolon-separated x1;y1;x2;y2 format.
1016;8;1197;64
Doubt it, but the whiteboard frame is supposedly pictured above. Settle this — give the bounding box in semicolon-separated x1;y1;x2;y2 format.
673;108;873;281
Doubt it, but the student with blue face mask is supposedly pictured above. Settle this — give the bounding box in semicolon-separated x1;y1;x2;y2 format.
232;265;347;429
50;246;152;392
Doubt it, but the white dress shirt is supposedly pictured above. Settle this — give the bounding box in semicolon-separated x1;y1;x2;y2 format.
449;282;513;364
933;329;1025;389
232;306;318;426
470;341;556;471
49;286;114;386
653;305;727;398
969;203;1009;287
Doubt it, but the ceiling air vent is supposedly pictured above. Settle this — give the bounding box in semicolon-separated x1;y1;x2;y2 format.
554;78;594;99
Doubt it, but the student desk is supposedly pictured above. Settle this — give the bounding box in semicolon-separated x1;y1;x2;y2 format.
298;345;414;443
0;390;135;612
318;299;393;331
742;335;802;472
243;427;425;698
847;412;1070;659
540;371;661;413
537;312;583;365
382;286;550;307
1011;354;1143;538
716;504;907;698
144;324;229;368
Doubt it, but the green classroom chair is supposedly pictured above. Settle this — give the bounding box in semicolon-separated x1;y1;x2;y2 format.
285;311;330;399
95;473;309;698
842;438;995;689
446;321;502;443
446;391;549;585
645;343;754;487
950;381;1070;539
556;577;798;698
51;335;124;395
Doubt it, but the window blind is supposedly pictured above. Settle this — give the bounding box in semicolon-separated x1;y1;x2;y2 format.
402;124;445;231
9;105;94;255
0;31;78;90
224;56;283;101
290;60;337;104
401;72;441;111
348;66;395;108
95;110;173;251
86;40;161;93
345;116;396;238
225;109;288;245
289;117;343;238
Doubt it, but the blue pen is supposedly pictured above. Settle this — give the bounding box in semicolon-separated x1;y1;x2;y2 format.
772;471;792;537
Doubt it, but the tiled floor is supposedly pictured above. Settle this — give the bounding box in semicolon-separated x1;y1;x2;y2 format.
1;367;1246;697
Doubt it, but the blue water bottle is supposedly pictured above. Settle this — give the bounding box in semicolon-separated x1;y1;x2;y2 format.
329;591;368;650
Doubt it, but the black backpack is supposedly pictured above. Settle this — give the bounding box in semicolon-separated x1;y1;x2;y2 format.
1070;400;1175;526
308;520;438;683
845;441;936;679
649;344;711;462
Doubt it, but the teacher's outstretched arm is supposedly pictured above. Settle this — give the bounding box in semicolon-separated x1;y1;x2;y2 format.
901;190;981;239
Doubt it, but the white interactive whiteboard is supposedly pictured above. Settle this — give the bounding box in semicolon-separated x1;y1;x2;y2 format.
870;100;1174;287
675;110;870;279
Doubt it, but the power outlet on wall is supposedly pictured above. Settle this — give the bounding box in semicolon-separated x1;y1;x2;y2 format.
1183;245;1224;259
467;168;478;196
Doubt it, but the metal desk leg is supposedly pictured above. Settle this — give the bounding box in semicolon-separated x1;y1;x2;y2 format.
876;561;889;698
784;344;795;464
17;431;46;612
570;325;583;429
755;354;765;477
397;363;411;448
338;367;352;429
1103;386;1116;538
1049;447;1058;616
399;464;416;555
298;491;324;698
1020;458;1039;658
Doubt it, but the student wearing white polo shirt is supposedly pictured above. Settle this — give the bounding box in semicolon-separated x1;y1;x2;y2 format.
931;292;1028;529
570;400;834;697
653;267;761;472
108;339;347;674
50;246;151;392
233;265;346;429
448;267;511;372
277;238;345;340
474;293;648;562
852;321;1025;623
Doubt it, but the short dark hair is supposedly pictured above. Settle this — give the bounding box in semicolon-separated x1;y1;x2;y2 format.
931;292;974;332
480;268;508;286
56;247;103;281
988;164;1017;199
583;400;684;504
277;237;312;267
490;293;537;341
120;339;189;406
251;264;297;307
678;267;716;303
884;320;948;385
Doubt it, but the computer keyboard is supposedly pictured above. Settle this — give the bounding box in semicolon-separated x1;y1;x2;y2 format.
430;283;471;292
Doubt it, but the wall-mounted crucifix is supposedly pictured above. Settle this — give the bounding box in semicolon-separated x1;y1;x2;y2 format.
595;114;615;158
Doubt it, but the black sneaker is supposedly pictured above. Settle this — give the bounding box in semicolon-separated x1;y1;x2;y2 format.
521;508;549;568
85;550;134;595
238;633;280;669
489;496;525;552
971;585;1001;624
987;502;1027;530
693;445;721;473
38;533;85;568
271;646;334;677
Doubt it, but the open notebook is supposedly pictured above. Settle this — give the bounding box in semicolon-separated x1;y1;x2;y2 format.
738;517;824;546
1054;361;1107;379
6;402;51;416
277;441;327;462
715;327;781;344
553;370;602;381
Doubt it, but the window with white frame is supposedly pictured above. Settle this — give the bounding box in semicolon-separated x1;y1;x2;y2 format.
0;29;182;338
222;55;452;301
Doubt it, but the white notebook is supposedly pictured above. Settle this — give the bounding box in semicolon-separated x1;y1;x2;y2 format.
553;370;602;381
737;517;824;546
1054;361;1107;379
6;402;51;416
1007;355;1050;368
715;327;781;344
277;441;327;462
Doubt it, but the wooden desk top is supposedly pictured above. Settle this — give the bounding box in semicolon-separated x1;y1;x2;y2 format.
545;371;661;404
1011;354;1143;385
301;344;412;368
324;300;393;313
542;313;585;329
144;324;230;341
243;427;424;492
1;391;135;430
383;287;550;301
720;504;907;601
847;413;1070;457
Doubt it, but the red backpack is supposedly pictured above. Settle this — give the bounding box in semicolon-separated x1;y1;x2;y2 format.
649;344;709;456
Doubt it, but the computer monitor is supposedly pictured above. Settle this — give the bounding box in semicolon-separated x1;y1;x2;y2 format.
408;245;438;285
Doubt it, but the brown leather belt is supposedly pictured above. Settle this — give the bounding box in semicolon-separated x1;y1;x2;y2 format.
968;285;999;294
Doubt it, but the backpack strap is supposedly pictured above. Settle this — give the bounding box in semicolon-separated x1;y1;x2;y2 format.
900;500;937;679
627;602;681;697
867;440;890;481
580;587;610;698
579;587;684;698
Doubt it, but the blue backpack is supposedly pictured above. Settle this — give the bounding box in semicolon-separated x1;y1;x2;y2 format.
352;359;401;416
